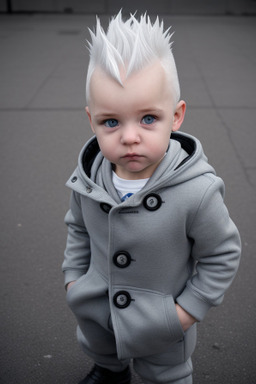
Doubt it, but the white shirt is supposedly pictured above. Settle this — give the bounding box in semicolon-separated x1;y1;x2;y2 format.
112;171;149;201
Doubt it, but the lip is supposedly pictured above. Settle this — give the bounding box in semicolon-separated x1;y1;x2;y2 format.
122;153;142;159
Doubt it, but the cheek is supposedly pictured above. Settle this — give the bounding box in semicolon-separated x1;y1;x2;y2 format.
147;133;170;156
97;136;117;160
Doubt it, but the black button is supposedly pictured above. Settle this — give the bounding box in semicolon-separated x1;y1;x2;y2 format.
71;176;77;183
113;251;132;268
143;193;162;211
113;291;132;308
100;203;112;214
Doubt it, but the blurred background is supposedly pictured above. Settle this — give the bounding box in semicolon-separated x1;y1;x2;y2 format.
0;1;256;384
1;0;256;15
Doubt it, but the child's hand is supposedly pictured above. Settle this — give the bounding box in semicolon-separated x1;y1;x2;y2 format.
175;304;197;332
67;281;76;291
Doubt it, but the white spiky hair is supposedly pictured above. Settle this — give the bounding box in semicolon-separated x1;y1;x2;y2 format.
86;11;180;106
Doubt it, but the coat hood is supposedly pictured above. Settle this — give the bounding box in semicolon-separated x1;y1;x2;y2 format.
66;131;215;202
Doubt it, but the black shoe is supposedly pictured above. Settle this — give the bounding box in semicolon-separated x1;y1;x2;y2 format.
78;364;131;384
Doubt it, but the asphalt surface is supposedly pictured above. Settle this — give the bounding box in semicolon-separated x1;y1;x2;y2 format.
0;13;256;384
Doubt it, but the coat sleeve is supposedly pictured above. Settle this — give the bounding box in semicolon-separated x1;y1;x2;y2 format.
176;175;241;321
62;191;91;288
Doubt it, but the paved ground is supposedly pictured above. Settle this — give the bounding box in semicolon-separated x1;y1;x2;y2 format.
0;13;256;384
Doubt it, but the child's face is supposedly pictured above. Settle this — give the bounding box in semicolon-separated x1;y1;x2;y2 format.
86;62;185;180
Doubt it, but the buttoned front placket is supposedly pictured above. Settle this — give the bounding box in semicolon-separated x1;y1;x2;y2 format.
105;193;163;331
105;204;137;319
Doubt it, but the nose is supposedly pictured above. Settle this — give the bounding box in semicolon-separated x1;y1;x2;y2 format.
120;124;141;145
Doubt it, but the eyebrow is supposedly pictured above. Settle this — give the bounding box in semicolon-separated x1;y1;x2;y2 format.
137;108;163;115
94;113;117;119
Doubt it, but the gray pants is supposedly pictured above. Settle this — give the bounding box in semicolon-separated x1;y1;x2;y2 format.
77;326;194;384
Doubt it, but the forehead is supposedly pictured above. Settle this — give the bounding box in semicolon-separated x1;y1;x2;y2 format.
88;62;174;113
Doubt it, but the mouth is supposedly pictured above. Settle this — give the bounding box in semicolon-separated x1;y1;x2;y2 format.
122;153;142;160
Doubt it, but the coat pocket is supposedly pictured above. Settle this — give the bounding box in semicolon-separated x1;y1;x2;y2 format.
66;267;109;328
111;288;185;359
66;268;117;355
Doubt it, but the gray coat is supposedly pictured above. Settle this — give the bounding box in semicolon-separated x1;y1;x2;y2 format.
63;131;241;360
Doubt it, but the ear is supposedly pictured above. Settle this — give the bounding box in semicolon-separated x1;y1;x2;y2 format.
172;100;186;132
85;106;95;133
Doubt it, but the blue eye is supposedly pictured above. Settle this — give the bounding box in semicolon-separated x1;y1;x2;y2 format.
142;115;156;125
104;119;118;128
